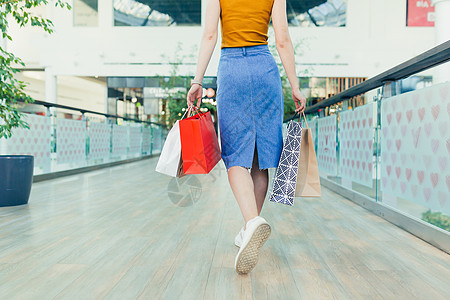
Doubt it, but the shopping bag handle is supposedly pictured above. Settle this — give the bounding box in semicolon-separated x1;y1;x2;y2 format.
302;112;309;129
293;111;309;129
189;105;200;116
181;107;191;120
187;105;206;118
180;105;202;120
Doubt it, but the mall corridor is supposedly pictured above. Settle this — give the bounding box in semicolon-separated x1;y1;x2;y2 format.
0;157;449;299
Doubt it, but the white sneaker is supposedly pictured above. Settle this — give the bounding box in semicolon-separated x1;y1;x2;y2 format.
235;226;244;248
234;216;271;274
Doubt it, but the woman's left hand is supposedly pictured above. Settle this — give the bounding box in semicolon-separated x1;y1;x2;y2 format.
292;89;306;113
187;84;203;108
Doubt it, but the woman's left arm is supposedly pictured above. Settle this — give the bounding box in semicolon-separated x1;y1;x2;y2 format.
187;0;221;108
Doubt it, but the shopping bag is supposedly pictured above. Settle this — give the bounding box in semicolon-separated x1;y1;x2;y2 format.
177;155;185;178
269;120;303;206
179;106;221;174
295;115;321;197
155;121;182;177
270;112;321;206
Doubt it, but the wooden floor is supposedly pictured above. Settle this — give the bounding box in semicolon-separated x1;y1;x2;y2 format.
0;157;449;300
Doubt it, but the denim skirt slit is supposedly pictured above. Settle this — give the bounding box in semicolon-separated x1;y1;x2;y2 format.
216;44;284;170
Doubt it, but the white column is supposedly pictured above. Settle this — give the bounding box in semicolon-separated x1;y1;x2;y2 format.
99;0;113;28
431;0;450;83
432;0;450;44
45;67;58;104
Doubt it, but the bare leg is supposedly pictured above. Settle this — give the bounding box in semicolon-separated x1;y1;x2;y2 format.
228;166;258;227
228;145;269;230
251;148;269;215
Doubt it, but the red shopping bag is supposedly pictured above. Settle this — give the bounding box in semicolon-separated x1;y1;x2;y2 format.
179;107;221;174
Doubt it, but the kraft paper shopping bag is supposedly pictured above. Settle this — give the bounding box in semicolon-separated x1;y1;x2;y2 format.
295;115;321;197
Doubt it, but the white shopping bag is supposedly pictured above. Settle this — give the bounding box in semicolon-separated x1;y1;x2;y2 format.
155;121;182;177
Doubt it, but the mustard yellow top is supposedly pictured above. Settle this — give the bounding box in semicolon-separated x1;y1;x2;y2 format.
220;0;274;48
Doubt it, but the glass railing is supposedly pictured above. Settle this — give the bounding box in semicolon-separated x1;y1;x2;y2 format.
0;101;167;175
306;92;380;200
300;51;450;234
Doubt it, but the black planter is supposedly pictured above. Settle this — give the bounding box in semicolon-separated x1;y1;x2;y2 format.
0;155;34;207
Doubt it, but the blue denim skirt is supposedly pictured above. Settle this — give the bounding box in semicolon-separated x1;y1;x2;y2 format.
216;45;284;170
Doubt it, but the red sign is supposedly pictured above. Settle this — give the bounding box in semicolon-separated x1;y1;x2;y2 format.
407;0;435;27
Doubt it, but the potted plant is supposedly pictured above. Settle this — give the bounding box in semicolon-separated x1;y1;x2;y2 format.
0;0;70;207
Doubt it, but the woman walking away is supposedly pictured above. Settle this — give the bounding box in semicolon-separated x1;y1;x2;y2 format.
187;0;306;274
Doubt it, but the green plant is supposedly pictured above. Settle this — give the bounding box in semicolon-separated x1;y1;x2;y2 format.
0;0;71;139
422;210;450;232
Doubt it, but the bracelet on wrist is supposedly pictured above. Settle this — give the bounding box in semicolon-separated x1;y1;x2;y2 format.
191;79;203;86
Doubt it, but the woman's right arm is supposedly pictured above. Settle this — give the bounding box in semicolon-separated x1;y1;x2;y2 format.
187;0;221;108
272;0;306;113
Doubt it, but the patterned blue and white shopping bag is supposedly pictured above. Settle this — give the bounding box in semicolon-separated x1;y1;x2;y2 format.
269;120;303;206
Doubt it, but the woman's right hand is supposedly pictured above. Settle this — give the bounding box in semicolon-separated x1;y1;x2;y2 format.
292;89;306;113
187;83;203;108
